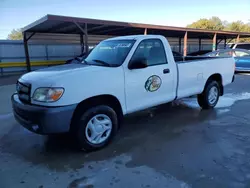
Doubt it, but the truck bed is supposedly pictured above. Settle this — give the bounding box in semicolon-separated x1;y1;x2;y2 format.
174;56;222;63
175;56;235;99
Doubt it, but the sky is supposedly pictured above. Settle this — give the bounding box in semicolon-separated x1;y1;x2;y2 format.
0;0;250;39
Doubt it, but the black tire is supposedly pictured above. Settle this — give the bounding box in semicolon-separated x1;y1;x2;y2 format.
74;105;118;151
197;81;220;109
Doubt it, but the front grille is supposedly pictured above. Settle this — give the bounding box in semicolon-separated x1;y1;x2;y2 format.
16;81;31;103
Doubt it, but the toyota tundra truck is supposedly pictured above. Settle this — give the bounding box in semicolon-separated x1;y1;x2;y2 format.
12;35;235;151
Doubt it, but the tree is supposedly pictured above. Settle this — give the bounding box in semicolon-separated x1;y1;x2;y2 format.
187;17;250;42
210;16;224;30
225;21;244;31
7;29;23;40
225;21;250;42
187;17;224;30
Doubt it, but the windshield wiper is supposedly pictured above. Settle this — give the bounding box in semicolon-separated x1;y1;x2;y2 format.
82;59;89;65
92;59;111;67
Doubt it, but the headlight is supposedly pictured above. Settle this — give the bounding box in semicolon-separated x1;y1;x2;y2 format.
33;87;64;102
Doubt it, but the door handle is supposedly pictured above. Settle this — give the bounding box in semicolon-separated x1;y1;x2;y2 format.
163;69;170;74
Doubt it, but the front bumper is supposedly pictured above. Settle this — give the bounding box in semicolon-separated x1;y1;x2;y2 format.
11;94;77;134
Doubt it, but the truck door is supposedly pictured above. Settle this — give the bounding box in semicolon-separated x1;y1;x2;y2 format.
124;39;175;113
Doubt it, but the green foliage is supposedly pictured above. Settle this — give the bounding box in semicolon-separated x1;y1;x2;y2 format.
224;20;250;33
187;17;250;42
225;21;250;42
7;29;23;40
187;17;224;30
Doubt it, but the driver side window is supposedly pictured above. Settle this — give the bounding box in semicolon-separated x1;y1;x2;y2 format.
130;39;168;66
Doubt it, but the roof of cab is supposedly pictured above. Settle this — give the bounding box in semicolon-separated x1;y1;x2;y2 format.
105;35;162;41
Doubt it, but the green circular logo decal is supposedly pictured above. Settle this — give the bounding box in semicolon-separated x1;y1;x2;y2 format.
145;75;162;92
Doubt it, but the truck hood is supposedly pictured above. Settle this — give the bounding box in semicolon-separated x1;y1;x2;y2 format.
18;63;125;107
20;64;92;82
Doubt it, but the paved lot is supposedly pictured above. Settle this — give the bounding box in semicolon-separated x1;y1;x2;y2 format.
1;74;250;188
0;73;23;86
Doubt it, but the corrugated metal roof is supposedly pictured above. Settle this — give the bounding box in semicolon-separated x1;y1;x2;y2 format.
22;14;250;39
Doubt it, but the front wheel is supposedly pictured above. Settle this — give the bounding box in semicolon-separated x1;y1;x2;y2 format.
74;105;118;151
197;81;220;109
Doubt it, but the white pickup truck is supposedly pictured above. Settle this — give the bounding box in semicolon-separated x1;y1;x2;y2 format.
12;35;235;151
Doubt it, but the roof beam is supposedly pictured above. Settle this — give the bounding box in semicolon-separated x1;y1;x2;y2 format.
52;23;76;33
26;32;36;41
94;27;128;34
46;22;70;32
216;38;223;45
106;28;144;36
88;25;109;32
74;21;87;35
227;38;234;44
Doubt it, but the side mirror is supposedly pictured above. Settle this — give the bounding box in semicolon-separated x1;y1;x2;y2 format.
128;58;148;69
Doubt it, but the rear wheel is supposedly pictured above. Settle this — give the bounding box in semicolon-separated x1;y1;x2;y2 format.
197;81;220;109
73;105;118;151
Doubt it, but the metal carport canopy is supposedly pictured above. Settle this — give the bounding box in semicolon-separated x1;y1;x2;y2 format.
23;14;250;38
22;14;250;71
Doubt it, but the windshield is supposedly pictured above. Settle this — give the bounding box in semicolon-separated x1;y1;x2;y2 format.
85;39;135;67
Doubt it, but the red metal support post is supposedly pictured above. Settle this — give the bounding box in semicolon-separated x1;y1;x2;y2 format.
236;34;240;43
183;32;188;56
212;33;217;51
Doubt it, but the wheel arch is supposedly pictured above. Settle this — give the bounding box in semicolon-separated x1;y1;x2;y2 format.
70;94;124;129
204;73;223;96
